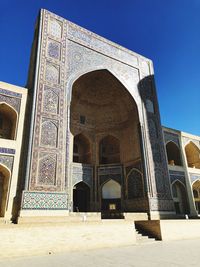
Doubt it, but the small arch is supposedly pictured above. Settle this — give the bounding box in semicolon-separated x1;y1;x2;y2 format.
166;141;182;166
171;180;188;214
73;133;91;164
73;181;90;212
99;135;120;164
0;103;17;140
185;142;200;169
127;168;144;199
101;179;121;211
0;164;10;217
192;180;200;214
102;179;121;199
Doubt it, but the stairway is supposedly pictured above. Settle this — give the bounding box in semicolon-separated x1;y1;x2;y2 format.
135;228;157;244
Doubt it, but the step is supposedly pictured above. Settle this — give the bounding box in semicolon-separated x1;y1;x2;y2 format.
135;228;157;243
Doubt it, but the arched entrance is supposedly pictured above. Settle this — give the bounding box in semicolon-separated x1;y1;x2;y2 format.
70;69;143;212
172;181;188;214
0;164;10;217
73;182;90;212
101;179;121;211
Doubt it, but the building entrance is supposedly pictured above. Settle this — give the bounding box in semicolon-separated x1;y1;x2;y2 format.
73;182;90;212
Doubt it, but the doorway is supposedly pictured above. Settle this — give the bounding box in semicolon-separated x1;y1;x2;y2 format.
73;182;90;212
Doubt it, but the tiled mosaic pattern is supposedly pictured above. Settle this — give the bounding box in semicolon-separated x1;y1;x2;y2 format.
43;87;59;114
22;191;68;210
127;169;144;199
40;120;58;147
38;155;56;185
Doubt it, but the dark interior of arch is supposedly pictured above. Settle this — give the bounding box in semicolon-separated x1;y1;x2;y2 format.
73;133;91;164
99;135;120;164
166;142;182;166
0;104;17;140
70;69;141;166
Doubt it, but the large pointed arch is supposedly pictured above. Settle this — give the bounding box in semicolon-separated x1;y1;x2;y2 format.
69;69;144;212
67;68;141;112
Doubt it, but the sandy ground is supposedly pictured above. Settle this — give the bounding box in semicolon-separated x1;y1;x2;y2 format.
0;238;200;267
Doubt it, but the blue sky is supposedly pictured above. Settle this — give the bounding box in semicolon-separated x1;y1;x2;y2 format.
0;0;199;135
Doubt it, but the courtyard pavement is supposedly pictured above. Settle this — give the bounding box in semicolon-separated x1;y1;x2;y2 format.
0;238;200;267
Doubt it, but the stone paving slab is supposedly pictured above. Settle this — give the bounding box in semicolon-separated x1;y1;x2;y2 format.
0;221;136;259
0;238;200;267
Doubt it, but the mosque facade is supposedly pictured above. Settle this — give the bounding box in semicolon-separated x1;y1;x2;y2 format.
0;9;199;223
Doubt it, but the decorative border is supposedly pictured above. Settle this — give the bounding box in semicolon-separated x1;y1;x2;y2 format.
21;191;68;210
0;88;22;98
169;171;186;185
0;147;15;154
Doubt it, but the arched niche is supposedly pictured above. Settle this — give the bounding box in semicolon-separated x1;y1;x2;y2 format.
127;169;144;199
0;164;10;217
73;133;91;164
102;179;121;199
73;181;90;212
166;141;182;166
192;180;200;214
171;181;188;214
0;103;17;140
185;142;200;169
99;135;120;164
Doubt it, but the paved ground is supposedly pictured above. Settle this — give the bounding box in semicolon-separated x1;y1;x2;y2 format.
0;221;135;258
0;238;200;267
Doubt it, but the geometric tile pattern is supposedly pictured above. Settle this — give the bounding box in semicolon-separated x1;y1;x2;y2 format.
40;120;58;147
43;87;59;114
49;19;62;38
38;155;56;185
47;39;61;60
127;169;144;199
21;191;68;210
169;170;186;185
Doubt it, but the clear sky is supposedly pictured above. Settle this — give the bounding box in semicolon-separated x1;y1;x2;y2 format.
0;0;199;135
